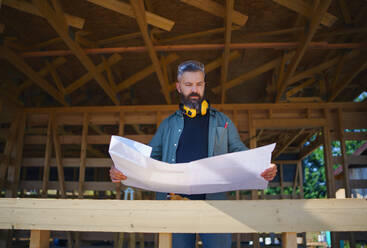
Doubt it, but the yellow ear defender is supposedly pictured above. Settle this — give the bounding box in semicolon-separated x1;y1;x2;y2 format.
182;100;209;118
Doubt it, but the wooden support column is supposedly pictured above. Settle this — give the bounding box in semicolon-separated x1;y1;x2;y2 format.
30;230;50;248
42;115;53;197
322;109;335;198
78;112;89;198
281;232;297;248
51;114;66;198
159;233;172;248
114;110;124;248
248;111;259;248
337;108;350;198
0;112;20;192
11;113;26;197
297;161;304;198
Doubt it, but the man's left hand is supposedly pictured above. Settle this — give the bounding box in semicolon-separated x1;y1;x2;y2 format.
261;163;277;181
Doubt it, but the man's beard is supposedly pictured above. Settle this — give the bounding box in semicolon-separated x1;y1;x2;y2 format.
180;92;203;111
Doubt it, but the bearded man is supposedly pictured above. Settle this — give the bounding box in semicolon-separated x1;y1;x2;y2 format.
110;60;277;248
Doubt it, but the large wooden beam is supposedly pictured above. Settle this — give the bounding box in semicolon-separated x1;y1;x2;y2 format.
180;0;248;26
276;0;333;102
3;0;84;29
220;0;234;104
0;198;366;233
0;46;67;106
272;0;337;27
129;0;171;104
87;0;174;31
34;0;119;105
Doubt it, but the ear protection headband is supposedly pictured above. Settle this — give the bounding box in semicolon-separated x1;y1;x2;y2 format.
181;100;209;118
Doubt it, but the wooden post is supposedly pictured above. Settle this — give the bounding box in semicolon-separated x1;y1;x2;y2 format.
159;233;172;248
248;111;260;248
281;232;297;248
41;114;53;197
30;230;50;248
78;112;89;198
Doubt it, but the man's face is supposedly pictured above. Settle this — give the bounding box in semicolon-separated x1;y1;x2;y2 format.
176;71;205;110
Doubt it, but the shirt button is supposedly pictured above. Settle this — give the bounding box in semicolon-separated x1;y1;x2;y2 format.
172;159;175;162
178;129;181;132
174;144;177;146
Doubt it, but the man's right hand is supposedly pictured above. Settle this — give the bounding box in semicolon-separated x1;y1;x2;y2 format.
109;166;127;183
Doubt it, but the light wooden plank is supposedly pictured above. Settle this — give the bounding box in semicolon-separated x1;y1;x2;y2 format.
272;0;337;27
64;53;122;95
2;0;84;29
0;46;67;106
34;0;119;105
180;0;248;26
129;0;171;104
87;0;174;31
30;230;50;248
0;198;366;233
276;0;332;102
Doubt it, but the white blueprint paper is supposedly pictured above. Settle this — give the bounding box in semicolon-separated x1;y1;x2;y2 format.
109;135;275;194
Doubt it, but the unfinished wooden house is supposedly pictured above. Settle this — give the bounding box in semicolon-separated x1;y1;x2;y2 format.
0;0;366;247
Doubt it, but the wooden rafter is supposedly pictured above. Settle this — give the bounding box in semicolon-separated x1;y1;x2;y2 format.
220;0;234;104
117;53;179;93
212;52;294;94
129;0;171;104
285;78;315;98
329;60;367;102
0;23;4;33
0;46;67;106
3;0;84;29
338;0;352;24
87;0;174;31
180;0;248;26
272;0;337;27
34;0;119;105
16;57;66;96
276;0;333;102
45;60;65;95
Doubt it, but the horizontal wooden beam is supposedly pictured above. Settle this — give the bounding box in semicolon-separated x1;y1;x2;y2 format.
20;42;367;58
3;0;84;29
253;118;326;129
0;198;366;233
22;158;113;168
87;0;174;31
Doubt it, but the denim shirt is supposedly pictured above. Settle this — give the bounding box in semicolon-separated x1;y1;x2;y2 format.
149;107;248;200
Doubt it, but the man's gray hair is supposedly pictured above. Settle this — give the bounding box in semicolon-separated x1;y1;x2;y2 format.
177;60;205;81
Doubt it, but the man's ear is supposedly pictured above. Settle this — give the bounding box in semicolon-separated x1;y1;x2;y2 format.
176;82;181;93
